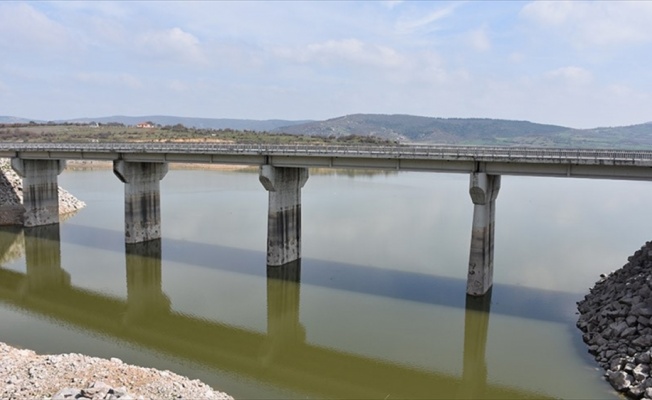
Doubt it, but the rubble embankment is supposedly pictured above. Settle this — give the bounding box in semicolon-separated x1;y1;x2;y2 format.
577;241;652;399
0;342;232;399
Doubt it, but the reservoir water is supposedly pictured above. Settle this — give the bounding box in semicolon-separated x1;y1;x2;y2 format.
1;167;650;398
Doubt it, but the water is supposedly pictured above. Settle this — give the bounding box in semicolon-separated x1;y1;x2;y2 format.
1;167;649;398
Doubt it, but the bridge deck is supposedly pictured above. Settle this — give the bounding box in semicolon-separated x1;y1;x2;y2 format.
1;142;652;180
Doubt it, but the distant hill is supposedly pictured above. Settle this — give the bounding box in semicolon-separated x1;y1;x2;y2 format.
274;114;568;144
3;113;652;149
61;115;312;131
274;114;652;149
0;116;40;124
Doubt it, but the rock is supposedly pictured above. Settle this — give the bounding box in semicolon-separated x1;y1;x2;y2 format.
0;342;233;400
633;364;650;382
577;241;652;399
608;370;634;391
611;321;630;337
52;388;79;399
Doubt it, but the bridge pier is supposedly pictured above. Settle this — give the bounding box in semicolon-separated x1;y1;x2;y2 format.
259;165;309;266
10;158;65;227
467;172;500;296
113;161;168;243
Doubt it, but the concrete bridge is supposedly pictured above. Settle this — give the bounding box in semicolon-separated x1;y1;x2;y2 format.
2;142;652;296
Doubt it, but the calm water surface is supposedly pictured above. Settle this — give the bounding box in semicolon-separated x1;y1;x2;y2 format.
1;167;650;398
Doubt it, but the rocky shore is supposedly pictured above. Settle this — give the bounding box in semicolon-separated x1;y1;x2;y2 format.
0;342;232;399
577;241;652;399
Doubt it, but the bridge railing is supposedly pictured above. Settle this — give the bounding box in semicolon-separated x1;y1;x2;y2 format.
2;142;652;165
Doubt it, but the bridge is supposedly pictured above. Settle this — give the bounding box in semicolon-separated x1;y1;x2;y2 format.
2;142;652;296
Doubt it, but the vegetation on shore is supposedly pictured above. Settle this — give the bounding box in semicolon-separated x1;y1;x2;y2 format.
3;114;652;149
0;121;396;145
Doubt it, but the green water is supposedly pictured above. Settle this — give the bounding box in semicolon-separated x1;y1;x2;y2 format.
1;168;646;398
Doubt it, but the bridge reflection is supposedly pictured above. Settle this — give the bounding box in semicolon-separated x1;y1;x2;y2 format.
0;225;548;399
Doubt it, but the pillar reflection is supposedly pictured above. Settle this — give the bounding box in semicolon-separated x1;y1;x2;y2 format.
458;288;492;398
261;260;306;366
24;224;70;291
124;239;171;322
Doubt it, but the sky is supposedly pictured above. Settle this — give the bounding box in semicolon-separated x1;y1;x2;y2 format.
0;1;651;129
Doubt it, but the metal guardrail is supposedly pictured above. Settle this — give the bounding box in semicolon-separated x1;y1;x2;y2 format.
1;142;652;165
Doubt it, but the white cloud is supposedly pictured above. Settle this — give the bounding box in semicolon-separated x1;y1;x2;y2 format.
521;1;652;47
545;66;593;85
382;1;404;10
136;27;206;65
467;27;491;52
167;80;189;92
394;3;460;35
276;39;405;69
76;72;143;89
0;3;73;52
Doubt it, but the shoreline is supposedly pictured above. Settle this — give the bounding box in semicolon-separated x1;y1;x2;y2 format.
65;159;257;172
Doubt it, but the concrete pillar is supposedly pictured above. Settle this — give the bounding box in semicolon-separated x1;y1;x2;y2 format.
11;158;65;227
24;224;70;291
259;165;308;266
113;161;168;243
467;172;500;296
125;239;170;322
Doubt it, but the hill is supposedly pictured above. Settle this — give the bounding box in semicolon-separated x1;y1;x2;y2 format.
62;115;312;131
3;114;652;149
0;115;311;131
274;114;652;149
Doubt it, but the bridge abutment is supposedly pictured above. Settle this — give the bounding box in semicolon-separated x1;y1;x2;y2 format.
113;161;168;243
259;165;309;266
11;158;65;227
467;172;500;296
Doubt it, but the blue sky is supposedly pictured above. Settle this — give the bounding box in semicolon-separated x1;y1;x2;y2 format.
1;1;651;128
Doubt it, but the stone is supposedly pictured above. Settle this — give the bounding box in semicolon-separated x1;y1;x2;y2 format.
608;370;634;391
52;388;80;399
611;321;629;337
632;335;652;348
629;384;645;398
621;327;639;338
636;352;652;364
633;364;650;382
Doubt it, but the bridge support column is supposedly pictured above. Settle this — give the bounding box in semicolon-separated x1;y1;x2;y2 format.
113;161;168;243
10;158;65;227
467;172;500;296
259;165;309;266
